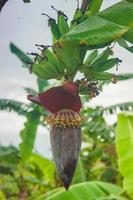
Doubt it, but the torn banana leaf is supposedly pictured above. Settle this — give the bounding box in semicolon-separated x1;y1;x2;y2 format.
10;43;33;66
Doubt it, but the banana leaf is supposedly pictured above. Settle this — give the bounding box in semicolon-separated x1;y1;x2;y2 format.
62;0;133;47
10;43;33;66
116;113;133;199
35;181;123;200
19;110;40;162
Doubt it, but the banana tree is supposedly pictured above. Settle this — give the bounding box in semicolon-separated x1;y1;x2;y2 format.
116;113;133;199
9;0;133;190
0;79;50;164
0;145;56;199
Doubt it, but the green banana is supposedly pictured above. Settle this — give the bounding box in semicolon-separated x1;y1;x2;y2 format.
41;47;64;74
10;43;33;67
70;0;84;29
84;50;98;65
58;13;69;35
32;58;63;80
42;13;61;42
51;6;69;36
90;47;113;65
52;42;87;77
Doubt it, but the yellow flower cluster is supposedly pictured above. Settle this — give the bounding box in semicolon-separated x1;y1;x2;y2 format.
45;109;82;127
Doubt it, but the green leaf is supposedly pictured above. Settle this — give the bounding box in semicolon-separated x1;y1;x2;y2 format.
30;154;55;183
34;188;62;200
36;181;123;200
99;0;133;44
63;0;133;46
37;78;49;92
87;0;103;14
0;145;19;167
62;15;128;46
123;28;133;43
0;191;6;200
0;99;29;116
24;87;37;95
104;102;133;115
99;1;133;28
19;110;40;162
10;43;33;66
116;113;133;199
118;73;133;80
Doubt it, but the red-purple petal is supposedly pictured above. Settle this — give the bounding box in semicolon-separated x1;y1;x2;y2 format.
27;95;41;105
28;86;81;113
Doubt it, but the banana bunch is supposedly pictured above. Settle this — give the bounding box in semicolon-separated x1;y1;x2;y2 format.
52;42;87;79
42;6;70;44
10;3;121;85
41;6;87;79
32;45;65;80
80;47;120;81
42;13;61;43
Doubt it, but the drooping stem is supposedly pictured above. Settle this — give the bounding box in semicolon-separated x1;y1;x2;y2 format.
0;0;8;12
81;0;90;12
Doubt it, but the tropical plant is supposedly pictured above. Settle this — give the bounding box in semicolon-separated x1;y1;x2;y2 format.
0;79;50;161
1;0;133;198
116;113;133;199
0;145;56;199
0;83;133;198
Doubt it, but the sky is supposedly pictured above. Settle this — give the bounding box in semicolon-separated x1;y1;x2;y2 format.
0;0;133;158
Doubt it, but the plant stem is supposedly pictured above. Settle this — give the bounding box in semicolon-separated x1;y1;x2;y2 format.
81;0;90;12
0;0;8;12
